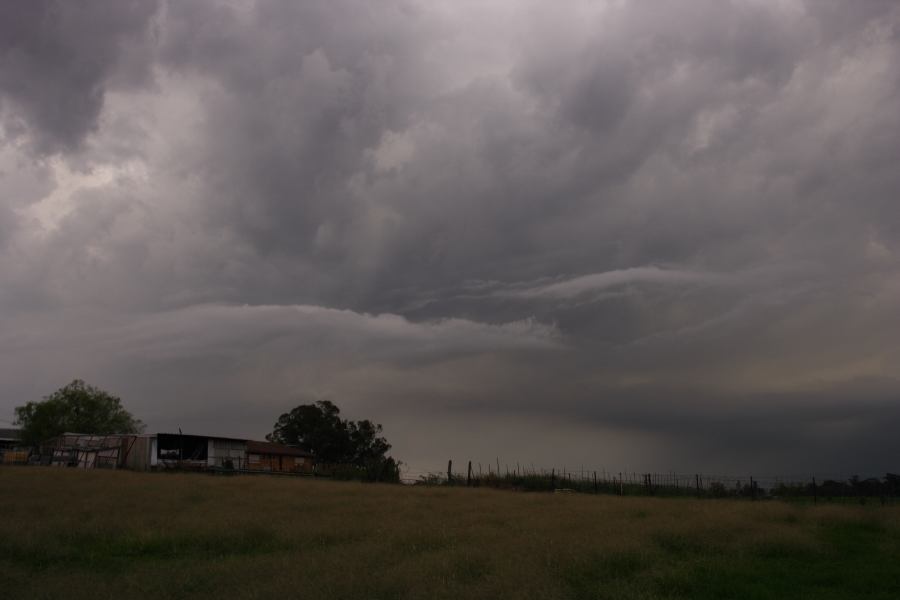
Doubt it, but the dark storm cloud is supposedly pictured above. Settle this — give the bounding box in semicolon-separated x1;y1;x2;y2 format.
1;0;899;475
0;0;160;154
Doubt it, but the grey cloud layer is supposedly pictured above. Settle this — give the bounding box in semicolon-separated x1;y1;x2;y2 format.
0;0;160;153
1;0;899;474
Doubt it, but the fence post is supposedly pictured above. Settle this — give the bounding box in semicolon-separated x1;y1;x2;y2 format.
447;460;452;484
619;472;624;496
695;474;701;497
551;467;556;489
467;461;472;487
812;477;817;504
750;476;755;500
593;471;598;494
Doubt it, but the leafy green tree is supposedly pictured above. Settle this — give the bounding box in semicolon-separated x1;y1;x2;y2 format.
267;400;351;463
267;400;399;481
14;380;144;446
348;419;391;464
348;418;400;482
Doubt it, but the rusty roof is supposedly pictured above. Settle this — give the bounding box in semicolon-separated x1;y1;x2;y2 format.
246;440;313;457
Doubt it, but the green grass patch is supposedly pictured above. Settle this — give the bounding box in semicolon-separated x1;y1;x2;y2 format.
2;467;899;599
652;517;900;599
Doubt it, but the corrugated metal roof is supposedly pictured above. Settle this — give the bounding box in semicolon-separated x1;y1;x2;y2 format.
155;432;247;443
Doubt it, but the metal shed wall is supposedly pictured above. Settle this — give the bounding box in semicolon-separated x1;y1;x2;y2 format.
123;435;154;471
208;438;247;468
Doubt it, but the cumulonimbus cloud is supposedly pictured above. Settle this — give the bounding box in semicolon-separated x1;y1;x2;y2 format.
1;0;899;474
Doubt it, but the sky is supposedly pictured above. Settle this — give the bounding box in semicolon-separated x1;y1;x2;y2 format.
1;0;899;478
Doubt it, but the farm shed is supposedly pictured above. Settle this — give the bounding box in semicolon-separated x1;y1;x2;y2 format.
154;433;247;470
42;433;140;469
246;440;314;473
28;431;314;474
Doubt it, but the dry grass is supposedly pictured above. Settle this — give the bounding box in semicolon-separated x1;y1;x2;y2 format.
2;467;899;599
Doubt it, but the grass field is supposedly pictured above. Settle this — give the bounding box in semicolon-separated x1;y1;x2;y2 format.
2;467;899;599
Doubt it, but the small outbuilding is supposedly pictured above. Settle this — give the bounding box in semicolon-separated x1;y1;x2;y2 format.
0;428;26;464
246;440;314;473
0;428;21;450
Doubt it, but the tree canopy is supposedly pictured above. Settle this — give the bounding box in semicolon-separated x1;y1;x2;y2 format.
267;400;399;481
14;379;144;446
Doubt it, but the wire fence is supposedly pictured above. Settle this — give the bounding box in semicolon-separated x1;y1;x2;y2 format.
5;446;898;504
402;460;900;505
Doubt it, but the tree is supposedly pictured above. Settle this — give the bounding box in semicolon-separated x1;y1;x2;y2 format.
348;419;392;464
267;400;351;463
267;400;399;481
14;379;144;447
